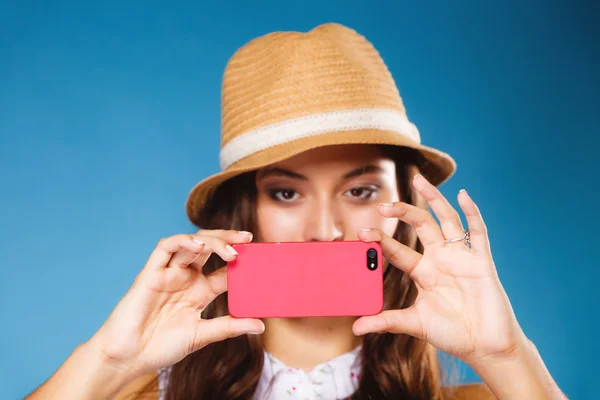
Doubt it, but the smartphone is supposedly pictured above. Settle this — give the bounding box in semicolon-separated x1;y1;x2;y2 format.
227;240;383;318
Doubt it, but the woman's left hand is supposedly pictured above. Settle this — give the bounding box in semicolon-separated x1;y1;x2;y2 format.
354;174;528;367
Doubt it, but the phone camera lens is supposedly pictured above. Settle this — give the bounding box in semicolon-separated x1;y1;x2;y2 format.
367;248;378;271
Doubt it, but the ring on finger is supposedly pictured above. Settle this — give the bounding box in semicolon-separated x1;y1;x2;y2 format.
444;229;471;248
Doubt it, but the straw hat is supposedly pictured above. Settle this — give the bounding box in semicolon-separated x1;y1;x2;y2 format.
186;23;456;226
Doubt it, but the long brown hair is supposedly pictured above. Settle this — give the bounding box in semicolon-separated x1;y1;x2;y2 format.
137;145;458;400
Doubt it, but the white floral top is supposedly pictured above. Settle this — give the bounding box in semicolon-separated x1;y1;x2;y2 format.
158;346;362;400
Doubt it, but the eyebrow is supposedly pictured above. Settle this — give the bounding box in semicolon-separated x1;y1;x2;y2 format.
257;167;308;180
342;165;384;179
258;164;385;181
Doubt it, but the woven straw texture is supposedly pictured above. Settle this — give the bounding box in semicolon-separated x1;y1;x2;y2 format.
186;23;456;226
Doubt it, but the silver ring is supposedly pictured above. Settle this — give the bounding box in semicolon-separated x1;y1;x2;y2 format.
444;229;470;247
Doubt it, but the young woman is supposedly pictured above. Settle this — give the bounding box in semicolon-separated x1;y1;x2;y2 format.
26;23;566;400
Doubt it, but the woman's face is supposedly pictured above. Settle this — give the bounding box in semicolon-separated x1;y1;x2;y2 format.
256;145;400;242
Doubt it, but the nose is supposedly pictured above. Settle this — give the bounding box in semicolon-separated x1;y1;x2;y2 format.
304;197;343;242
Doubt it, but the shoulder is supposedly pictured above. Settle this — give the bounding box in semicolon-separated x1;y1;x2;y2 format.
114;372;159;400
443;383;495;400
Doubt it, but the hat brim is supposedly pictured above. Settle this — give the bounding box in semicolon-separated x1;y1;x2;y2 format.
186;129;456;226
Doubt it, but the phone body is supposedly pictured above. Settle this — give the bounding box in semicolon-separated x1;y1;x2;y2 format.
227;240;383;318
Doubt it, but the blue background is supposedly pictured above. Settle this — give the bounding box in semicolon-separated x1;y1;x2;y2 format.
1;1;598;398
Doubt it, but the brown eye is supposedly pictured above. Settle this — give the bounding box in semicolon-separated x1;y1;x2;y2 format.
344;186;378;200
270;189;299;203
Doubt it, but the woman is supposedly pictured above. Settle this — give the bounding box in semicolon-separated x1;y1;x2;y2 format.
26;23;566;400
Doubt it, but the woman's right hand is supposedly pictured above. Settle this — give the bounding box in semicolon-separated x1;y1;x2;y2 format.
86;229;264;380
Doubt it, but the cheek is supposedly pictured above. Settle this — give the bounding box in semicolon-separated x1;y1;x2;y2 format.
342;205;399;240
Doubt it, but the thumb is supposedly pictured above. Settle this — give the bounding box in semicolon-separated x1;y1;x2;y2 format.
353;308;424;338
191;316;265;352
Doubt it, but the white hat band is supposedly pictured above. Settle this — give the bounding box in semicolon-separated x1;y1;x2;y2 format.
219;108;421;170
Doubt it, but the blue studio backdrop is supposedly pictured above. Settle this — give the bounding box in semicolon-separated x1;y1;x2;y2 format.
1;1;598;399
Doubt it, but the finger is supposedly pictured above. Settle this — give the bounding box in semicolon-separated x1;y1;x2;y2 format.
192;235;244;270
205;267;228;295
145;235;205;271
378;202;445;248
358;228;423;278
168;238;206;269
189;232;253;270
193;316;265;351
196;229;253;243
412;174;465;242
186;268;229;315
457;189;490;255
353;308;423;339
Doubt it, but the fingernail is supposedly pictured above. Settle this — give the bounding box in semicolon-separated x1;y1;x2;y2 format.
379;203;394;207
191;238;204;246
239;231;253;240
459;189;467;194
414;174;423;180
360;228;373;232
225;244;238;256
248;324;265;334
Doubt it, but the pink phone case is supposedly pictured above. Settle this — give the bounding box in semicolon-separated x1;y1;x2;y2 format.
227;241;383;318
